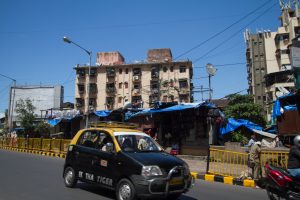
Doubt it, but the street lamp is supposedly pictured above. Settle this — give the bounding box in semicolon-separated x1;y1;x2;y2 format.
63;36;92;128
0;73;16;132
205;63;217;102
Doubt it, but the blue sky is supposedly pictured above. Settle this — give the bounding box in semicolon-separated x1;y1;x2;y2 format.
0;0;280;113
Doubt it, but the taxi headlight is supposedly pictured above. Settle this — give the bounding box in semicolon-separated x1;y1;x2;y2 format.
141;166;162;176
183;163;190;176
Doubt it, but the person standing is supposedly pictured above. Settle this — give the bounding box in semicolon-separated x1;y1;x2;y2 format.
249;141;262;184
247;134;257;147
287;135;300;178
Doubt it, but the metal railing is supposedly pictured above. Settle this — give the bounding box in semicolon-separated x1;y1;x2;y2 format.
208;147;289;178
0;137;71;154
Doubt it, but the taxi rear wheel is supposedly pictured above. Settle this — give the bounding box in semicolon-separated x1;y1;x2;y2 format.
64;166;77;188
116;178;136;200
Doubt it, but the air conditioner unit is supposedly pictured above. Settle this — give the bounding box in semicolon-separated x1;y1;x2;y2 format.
133;76;139;81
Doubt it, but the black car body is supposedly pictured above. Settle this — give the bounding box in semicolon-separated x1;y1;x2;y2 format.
63;122;193;200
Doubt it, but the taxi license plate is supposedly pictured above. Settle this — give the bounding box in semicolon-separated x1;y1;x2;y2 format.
169;177;183;186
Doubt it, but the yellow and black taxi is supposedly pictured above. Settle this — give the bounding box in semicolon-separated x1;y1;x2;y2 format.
63;122;193;200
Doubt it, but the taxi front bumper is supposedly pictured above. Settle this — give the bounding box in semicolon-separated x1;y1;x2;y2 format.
132;166;194;198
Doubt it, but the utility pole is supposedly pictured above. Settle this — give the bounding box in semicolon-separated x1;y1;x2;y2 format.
0;73;16;131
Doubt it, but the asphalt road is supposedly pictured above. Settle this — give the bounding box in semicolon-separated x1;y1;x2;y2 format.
0;150;268;200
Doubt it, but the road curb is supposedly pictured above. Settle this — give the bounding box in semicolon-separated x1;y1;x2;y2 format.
190;172;255;188
0;146;66;159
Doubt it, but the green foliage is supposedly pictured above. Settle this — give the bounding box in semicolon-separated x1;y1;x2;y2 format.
224;94;266;127
231;130;248;145
15;99;36;134
34;121;51;136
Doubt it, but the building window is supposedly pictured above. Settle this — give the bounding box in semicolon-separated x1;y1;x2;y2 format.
119;82;122;89
170;66;174;72
78;84;85;93
179;95;188;103
125;68;129;74
162;95;167;102
257;96;261;100
179;79;188;88
89;83;97;93
77;69;85;77
106;97;114;109
163;67;168;72
118;97;122;103
119;69;122;74
106;68;115;76
151;66;159;78
133;84;140;89
133;68;141;76
125;82;128;89
89;98;96;106
263;96;266;101
179;66;186;73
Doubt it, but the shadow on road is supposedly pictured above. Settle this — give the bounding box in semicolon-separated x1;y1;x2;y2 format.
76;182;115;199
76;182;198;200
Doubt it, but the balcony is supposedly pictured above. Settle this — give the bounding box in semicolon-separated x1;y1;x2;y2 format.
106;87;116;94
76;69;86;78
76;98;84;108
179;88;189;95
106;68;116;77
132;75;141;82
132;89;141;96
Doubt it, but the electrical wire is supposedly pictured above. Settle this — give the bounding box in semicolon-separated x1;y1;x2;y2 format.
193;2;277;64
174;0;274;60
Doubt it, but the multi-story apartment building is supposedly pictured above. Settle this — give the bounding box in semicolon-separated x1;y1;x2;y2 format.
245;1;298;121
74;48;193;113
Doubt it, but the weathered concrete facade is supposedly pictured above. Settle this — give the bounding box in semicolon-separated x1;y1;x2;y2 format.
75;48;193;113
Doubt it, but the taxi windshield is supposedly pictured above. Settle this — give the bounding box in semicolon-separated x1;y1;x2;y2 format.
114;132;161;152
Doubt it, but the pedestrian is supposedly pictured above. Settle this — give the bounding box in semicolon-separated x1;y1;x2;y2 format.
246;134;257;147
249;141;262;186
287;135;300;178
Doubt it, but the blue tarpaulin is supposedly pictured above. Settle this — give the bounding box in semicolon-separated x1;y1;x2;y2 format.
47;118;62;127
219;118;263;135
94;110;112;117
127;102;211;120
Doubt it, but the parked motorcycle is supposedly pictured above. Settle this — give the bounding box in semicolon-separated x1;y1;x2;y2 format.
264;162;300;200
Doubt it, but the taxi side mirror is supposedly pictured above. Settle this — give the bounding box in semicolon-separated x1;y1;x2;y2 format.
106;142;114;153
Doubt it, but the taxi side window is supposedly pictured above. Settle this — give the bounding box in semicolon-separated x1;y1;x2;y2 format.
77;131;99;149
98;132;115;153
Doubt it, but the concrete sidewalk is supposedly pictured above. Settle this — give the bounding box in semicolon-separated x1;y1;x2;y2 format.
178;155;207;175
178;155;256;188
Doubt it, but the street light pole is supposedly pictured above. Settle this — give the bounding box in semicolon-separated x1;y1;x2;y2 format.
0;73;16;131
63;36;92;128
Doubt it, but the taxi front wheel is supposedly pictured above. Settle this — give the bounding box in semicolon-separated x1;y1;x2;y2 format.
116;178;136;200
64;166;77;188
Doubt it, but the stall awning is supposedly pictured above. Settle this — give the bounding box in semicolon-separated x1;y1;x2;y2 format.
127;101;212;120
94;110;112;117
219;118;263;135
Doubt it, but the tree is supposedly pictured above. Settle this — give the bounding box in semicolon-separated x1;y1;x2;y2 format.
34;121;51;137
224;94;266;127
222;94;266;144
15;99;36;135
